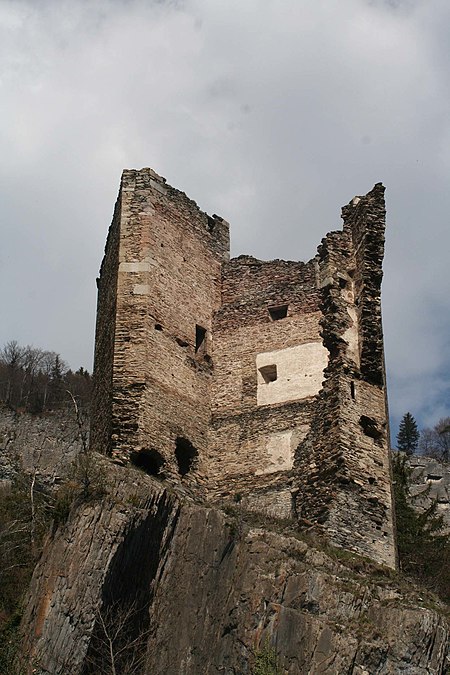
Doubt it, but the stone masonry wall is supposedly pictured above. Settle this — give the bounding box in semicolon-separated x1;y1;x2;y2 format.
91;172;396;567
295;185;396;568
90;193;121;455
208;258;326;516
408;455;450;532
93;168;229;480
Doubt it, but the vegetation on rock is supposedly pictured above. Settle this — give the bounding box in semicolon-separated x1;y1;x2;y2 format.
393;452;450;604
0;387;101;673
0;470;53;671
253;640;281;675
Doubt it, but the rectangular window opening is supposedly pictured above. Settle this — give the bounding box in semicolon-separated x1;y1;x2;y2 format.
195;325;207;353
259;364;277;384
350;381;356;400
269;305;288;321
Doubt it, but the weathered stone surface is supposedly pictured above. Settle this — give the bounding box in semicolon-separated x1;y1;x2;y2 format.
20;466;449;675
295;185;396;568
91;168;229;472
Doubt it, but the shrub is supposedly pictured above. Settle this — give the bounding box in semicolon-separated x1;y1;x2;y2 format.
253;640;281;675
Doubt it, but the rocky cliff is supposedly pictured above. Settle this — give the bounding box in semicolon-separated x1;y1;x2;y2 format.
19;458;449;675
408;455;450;533
0;403;82;486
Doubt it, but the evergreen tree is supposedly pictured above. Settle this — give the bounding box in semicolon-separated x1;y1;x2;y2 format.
397;412;419;456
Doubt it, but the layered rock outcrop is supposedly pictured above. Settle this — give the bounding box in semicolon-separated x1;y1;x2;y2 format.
20;462;449;675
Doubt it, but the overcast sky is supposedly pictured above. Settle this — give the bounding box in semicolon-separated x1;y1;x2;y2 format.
1;0;449;436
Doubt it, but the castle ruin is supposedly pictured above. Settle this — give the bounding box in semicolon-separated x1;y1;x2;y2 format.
91;168;396;569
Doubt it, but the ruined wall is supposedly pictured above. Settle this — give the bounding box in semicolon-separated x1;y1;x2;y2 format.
208;258;326;516
295;184;396;568
408;455;450;532
91;172;395;566
90;195;121;455
92;168;229;479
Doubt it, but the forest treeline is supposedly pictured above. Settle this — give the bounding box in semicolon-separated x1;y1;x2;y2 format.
0;340;91;412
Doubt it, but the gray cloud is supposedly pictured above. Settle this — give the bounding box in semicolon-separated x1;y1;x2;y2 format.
1;0;449;436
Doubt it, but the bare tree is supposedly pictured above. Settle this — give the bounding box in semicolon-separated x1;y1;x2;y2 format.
420;417;450;462
84;601;150;675
0;341;26;369
0;340;26;404
20;346;45;407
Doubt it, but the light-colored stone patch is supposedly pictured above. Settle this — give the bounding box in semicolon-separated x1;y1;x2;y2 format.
256;342;328;406
150;178;167;194
133;284;151;295
256;431;293;475
343;306;360;366
256;428;307;475
119;261;154;273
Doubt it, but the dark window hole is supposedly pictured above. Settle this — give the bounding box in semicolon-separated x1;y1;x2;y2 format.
155;323;163;331
368;476;376;485
350;381;356;400
130;449;165;477
427;474;442;482
259;363;278;384
176;337;189;348
175;437;198;476
359;415;383;441
259;364;277;383
269;305;288;321
338;277;348;289
195;325;207;353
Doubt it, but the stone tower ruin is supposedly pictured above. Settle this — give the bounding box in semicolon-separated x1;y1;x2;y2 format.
91;168;396;568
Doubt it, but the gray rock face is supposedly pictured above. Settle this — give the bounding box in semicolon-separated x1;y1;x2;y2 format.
408;456;450;532
0;403;82;487
20;462;449;675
